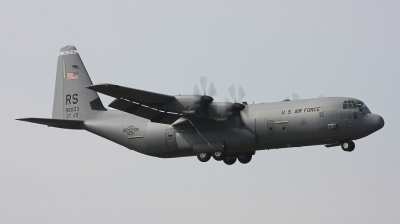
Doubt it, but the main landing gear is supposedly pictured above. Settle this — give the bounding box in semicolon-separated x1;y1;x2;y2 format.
197;152;211;162
341;140;355;152
197;151;254;165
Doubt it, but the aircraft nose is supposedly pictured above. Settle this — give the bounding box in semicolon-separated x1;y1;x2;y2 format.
362;114;384;134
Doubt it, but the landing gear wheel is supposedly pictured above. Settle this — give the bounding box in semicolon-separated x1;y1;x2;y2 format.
348;141;355;152
212;151;225;161
223;157;237;165
197;153;211;162
238;153;252;164
341;140;355;152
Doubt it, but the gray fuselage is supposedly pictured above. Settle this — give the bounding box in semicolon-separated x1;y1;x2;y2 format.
83;97;384;158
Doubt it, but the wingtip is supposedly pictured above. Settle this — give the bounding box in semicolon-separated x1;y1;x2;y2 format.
86;83;112;89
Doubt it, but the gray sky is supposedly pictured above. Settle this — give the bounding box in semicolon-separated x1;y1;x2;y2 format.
1;1;399;223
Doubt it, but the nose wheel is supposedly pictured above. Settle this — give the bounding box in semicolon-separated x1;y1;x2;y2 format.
341;140;355;152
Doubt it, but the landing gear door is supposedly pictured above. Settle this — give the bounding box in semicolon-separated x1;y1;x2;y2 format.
165;129;178;150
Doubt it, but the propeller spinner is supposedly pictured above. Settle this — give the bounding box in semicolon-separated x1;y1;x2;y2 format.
228;84;246;115
194;76;217;108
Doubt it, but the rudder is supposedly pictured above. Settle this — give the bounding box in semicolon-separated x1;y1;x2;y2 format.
52;46;106;120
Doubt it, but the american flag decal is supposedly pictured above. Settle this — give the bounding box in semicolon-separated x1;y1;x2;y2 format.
67;72;79;80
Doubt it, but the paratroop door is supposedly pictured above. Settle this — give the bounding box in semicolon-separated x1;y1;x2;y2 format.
165;129;178;150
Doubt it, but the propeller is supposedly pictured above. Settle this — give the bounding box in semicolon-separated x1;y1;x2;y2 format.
284;93;300;101
193;76;217;108
292;93;300;100
228;84;246;115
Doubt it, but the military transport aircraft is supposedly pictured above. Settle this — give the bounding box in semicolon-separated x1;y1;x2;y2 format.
17;46;385;165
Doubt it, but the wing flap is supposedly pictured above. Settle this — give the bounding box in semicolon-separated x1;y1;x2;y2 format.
109;99;181;124
87;84;175;104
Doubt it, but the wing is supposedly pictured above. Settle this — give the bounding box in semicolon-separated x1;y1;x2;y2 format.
87;84;182;124
109;99;181;124
88;83;246;123
87;84;175;105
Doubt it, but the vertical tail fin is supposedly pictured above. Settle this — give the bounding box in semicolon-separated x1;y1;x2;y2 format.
52;46;106;120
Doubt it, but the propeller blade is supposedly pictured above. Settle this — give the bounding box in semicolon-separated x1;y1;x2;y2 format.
292;93;300;100
193;84;201;95
199;76;207;95
228;84;237;102
238;86;246;103
208;82;217;97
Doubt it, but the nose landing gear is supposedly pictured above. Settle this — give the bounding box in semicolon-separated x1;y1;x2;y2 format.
341;140;355;152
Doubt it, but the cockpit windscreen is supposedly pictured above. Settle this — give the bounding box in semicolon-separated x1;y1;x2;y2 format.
343;100;371;113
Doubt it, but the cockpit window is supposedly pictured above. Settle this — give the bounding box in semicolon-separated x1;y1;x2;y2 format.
355;101;371;113
343;101;357;109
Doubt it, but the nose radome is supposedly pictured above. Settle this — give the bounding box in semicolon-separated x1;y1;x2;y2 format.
377;115;384;130
363;114;384;133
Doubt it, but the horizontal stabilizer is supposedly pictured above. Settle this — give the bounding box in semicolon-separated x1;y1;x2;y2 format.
109;99;181;124
87;84;175;104
16;118;84;129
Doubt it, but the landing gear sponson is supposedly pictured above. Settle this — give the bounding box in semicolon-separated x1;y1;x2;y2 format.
197;151;255;165
199;140;356;164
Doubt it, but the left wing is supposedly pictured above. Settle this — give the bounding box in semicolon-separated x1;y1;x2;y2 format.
87;84;175;105
88;83;246;123
87;84;182;124
109;99;181;124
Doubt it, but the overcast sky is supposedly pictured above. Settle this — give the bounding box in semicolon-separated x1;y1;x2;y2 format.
1;1;399;223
